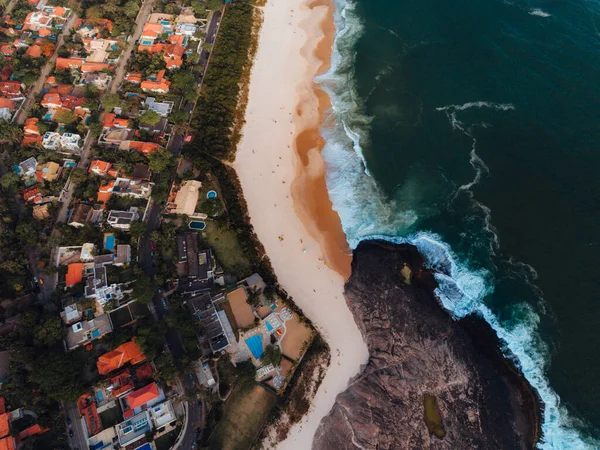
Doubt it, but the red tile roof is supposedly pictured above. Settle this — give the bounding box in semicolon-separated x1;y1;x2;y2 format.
108;369;134;397
81;62;110;73
124;72;142;84
22;185;41;203
137;43;164;54
125;382;160;410
24;117;40;135
89;160;111;175
55;57;84;70
0;437;14;450
96;339;146;375
0;414;8;439
66;263;84;287
134;361;154;383
18;424;48;440
77;394;102;436
128;141;161;155
0;98;14;110
25;44;42;58
0;81;22;98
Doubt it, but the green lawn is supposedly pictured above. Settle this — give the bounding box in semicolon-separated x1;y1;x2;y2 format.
109;306;134;328
200;221;253;278
155;427;181;450
207;381;277;450
99;404;122;428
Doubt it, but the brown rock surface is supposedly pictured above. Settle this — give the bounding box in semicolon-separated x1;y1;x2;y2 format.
313;241;540;450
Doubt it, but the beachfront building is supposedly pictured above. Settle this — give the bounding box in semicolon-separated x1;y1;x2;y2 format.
169;180;203;216
186;292;232;353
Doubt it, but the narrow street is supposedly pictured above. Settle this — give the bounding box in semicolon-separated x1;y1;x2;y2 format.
2;0;18;16
55;0;157;227
109;0;156;94
14;12;78;125
65;402;88;450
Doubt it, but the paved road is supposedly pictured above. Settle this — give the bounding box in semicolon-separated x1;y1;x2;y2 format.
110;0;156;94
65;402;88;450
176;375;203;450
14;12;78;125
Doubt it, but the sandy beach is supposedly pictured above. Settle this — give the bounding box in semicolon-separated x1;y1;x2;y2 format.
234;0;369;447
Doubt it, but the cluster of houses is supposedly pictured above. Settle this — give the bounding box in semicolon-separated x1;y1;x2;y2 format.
172;232;312;393
75;340;178;449
0;3;71;121
0;397;49;450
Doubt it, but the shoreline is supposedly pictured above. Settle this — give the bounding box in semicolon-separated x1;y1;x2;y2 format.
233;0;369;447
292;0;352;280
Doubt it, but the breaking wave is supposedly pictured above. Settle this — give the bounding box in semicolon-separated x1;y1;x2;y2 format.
530;8;551;18
317;0;597;448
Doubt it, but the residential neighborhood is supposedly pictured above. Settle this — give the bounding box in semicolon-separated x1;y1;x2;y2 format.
0;0;328;449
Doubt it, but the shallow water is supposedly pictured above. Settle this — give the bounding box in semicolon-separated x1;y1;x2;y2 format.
319;0;600;447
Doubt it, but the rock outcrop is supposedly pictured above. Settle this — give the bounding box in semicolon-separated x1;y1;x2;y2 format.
313;241;540;450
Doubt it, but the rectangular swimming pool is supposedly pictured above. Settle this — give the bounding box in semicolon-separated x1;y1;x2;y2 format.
245;334;264;359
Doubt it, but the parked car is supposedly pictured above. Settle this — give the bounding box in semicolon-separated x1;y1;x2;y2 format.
68;430;73;437
66;417;71;425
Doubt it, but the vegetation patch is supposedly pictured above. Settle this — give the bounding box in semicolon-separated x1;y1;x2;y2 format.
262;334;331;445
154;426;181;450
99;404;123;428
200;220;253;278
185;0;255;161
207;381;277;450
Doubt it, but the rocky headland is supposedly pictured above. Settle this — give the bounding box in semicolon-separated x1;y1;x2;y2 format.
313;241;541;450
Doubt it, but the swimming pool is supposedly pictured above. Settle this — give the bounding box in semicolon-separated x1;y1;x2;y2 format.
245;334;264;359
96;390;104;403
189;221;206;230
265;321;273;331
105;235;115;251
207;190;217;199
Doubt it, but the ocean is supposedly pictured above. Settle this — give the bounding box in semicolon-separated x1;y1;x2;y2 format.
318;0;600;447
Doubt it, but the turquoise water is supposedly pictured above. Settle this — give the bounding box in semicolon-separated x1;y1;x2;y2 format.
245;334;264;359
105;235;115;251
321;0;600;447
265;321;273;331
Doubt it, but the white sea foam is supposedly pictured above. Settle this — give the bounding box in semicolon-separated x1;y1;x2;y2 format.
530;8;551;17
317;0;598;448
436;101;516;112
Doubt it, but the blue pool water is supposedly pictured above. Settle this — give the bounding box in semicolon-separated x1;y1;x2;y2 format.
265;321;273;331
189;221;206;230
207;190;217;199
105;235;115;251
245;335;264;359
95;390;104;403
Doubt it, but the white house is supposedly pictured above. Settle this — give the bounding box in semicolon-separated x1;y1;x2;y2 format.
60;133;82;151
42;132;60;150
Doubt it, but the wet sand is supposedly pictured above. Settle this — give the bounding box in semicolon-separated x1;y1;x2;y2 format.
233;0;369;447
